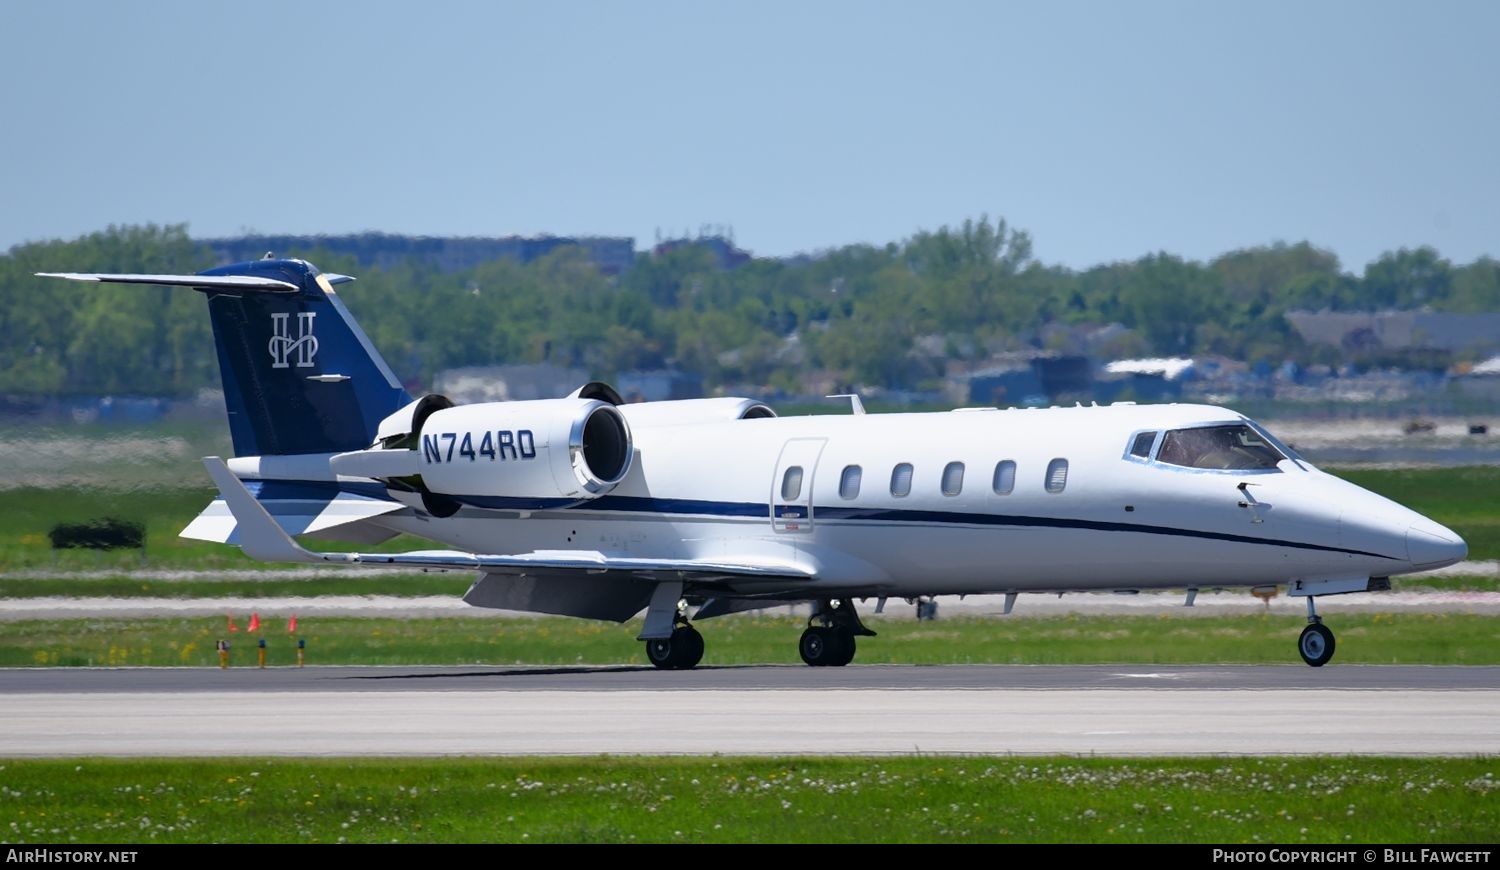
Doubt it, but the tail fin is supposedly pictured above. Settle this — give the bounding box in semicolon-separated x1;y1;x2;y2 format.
39;258;411;456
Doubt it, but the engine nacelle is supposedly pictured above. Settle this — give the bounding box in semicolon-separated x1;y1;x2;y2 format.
374;393;455;449
619;397;776;428
416;398;633;506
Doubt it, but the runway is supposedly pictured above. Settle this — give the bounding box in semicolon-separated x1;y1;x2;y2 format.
2;665;1496;757
7;588;1500;620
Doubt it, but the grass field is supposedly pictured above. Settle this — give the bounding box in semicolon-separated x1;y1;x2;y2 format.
0;756;1493;844
0;487;427;573
0;573;471;599
3;612;1497;667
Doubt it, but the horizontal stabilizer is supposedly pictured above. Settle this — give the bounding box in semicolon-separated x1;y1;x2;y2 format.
37;272;301;292
181;491;405;544
201;455;818;580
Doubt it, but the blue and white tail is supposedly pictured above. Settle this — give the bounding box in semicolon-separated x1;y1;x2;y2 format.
40;258;411;457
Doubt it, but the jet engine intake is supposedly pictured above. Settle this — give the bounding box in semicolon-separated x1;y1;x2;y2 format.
415;398;633;505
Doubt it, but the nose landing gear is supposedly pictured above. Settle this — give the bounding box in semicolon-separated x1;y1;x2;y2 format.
1297;596;1336;667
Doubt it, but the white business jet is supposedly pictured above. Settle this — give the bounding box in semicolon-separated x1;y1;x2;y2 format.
40;258;1466;669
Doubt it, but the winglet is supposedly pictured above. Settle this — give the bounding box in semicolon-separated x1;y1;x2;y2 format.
201;456;324;564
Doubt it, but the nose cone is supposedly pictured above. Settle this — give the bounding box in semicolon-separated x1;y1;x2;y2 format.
1407;520;1467;570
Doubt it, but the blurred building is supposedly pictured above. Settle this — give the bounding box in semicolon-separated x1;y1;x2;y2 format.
206;233;637;275
431;364;590;404
1286;310;1500;355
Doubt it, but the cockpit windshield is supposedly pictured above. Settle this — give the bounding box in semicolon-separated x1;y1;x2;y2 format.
1156;424;1286;470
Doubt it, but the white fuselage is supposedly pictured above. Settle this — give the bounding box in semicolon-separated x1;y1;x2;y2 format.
361;402;1461;600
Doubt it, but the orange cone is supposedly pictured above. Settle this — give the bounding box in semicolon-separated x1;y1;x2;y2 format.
288;614;297;633
227;614;239;632
248;613;260;632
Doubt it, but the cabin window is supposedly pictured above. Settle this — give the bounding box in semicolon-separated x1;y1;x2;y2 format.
890;463;913;497
1045;458;1069;493
1156;424;1286;470
781;466;803;500
1129;431;1158;458
992;460;1016;495
941;462;965;496
839;465;862;500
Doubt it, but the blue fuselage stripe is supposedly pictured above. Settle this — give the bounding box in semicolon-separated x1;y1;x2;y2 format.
261;481;1401;563
245;479;391;501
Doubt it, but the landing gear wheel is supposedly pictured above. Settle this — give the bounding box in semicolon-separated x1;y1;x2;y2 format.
799;627;830;666
677;625;705;669
645;637;676;670
645;625;705;670
1298;622;1335;667
830;629;856;666
799;626;856;667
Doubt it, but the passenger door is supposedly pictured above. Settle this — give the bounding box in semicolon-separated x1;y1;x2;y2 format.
770;438;827;533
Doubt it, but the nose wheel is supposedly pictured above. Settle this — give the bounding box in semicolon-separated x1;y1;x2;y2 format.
1298;623;1335;667
1297;596;1336;667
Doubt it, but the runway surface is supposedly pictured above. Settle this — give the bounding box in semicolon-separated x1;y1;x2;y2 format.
2;663;1498;692
2;665;1496;757
7;588;1500;619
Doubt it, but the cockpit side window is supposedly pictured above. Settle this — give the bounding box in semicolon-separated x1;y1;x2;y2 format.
1128;431;1158;458
1156;424;1285;470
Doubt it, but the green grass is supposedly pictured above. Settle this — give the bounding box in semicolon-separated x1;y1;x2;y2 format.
3;612;1498;668
0;574;472;599
1391;575;1500;592
0;486;227;571
0;487;428;573
0;756;1493;843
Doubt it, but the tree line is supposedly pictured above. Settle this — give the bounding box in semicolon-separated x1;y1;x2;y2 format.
2;220;1498;398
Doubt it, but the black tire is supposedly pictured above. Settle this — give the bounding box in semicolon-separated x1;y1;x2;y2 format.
829;629;856;667
1298;623;1336;667
799;627;833;666
675;625;705;669
645;637;678;670
644;626;705;670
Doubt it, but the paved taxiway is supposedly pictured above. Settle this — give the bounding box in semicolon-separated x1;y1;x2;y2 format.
2;665;1496;757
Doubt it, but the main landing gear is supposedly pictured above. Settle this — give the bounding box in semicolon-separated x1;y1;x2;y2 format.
645;616;704;670
1297;596;1336;667
641;597;878;670
799;599;876;667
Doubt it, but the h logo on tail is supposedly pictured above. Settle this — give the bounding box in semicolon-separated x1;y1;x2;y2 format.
269;312;318;368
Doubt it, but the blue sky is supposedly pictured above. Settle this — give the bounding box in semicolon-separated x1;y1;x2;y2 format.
4;0;1497;271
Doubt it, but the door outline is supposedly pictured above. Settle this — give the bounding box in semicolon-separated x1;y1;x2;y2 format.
770;438;827;533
